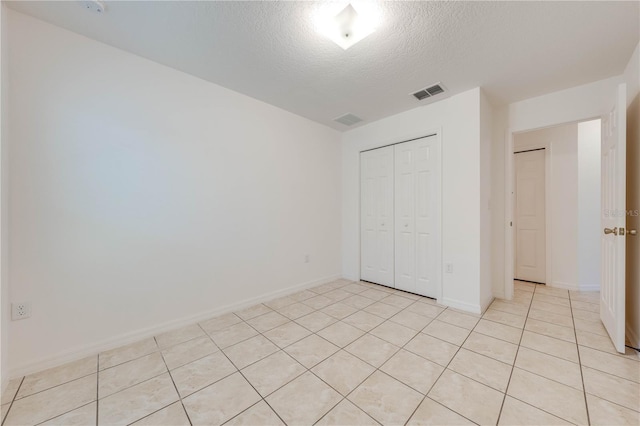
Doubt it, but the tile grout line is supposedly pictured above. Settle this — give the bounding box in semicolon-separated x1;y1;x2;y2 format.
569;290;592;426
495;281;536;426
0;376;24;426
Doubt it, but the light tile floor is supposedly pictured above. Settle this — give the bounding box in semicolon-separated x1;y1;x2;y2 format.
2;279;639;425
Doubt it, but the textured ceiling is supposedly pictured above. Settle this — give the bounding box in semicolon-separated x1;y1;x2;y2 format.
7;1;640;130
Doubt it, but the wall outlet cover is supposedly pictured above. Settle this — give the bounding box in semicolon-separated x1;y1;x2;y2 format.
12;302;32;320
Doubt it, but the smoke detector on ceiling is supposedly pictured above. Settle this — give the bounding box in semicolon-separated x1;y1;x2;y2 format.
412;83;446;101
334;113;363;126
84;1;106;14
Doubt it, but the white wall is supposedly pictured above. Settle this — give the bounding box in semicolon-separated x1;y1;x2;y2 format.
6;10;342;376
514;124;579;290
624;42;640;348
577;120;602;290
342;88;488;313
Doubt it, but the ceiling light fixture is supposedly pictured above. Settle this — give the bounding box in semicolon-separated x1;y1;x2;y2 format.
314;2;379;50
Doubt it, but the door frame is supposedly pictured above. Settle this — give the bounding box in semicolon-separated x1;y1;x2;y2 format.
504;119;600;298
358;130;443;301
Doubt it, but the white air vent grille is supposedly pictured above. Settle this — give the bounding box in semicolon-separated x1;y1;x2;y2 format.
334;113;363;126
412;83;446;101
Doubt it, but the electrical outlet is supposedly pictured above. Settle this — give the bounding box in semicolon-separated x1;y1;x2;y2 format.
445;263;454;274
12;302;31;320
304;255;310;263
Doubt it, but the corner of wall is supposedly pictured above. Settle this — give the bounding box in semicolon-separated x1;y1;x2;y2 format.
0;0;9;393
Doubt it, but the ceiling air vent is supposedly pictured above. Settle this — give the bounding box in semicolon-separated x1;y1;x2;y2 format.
334;113;363;126
412;83;446;101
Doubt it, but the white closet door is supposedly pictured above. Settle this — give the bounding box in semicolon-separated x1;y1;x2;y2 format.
414;137;440;297
360;146;394;287
394;141;416;291
395;136;440;297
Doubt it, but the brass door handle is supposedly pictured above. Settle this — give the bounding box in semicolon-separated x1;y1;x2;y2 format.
604;227;618;235
628;229;637;236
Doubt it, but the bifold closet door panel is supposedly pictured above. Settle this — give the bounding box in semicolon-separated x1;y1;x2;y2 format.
414;137;440;298
394;136;440;297
394;141;416;292
360;146;394;287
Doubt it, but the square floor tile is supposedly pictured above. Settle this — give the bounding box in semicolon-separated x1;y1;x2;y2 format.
498;396;571;425
533;293;570;307
161;335;218;370
462;331;518;364
17;356;96;399
312;350;375;396
5;375;96;426
507;368;587;424
429;369;504;425
405;302;445;318
519;331;578;363
266;372;342;425
99;352;167;398
170;351;236;398
474;319;524;346
99;338;158;370
370;320;418;347
242;351;306;397
515;347;583;390
323;289;352;302
483;309;526;328
448;348;512;392
40;402;97;426
316;399;377;426
530;300;572;317
345;334;399;368
342;310;386;331
288;289;316;303
423;320;470;346
1;378;22;405
524;319;575;343
98;373;178;426
284;334;339;368
348;371;423;425
579;345;640;382
208;322;258;349
380;294;414;309
183;372;261;425
380;349;443;394
263;321;311;348
131;402;189;426
363;301;403;319
223;335;279;369
225;401;284;426
359;288;390;301
437;310;480;330
317;321;365;347
277;302;314;320
294;311;337;332
246;311;290;333
321;302;359;320
404;333;459;366
407;397;474;425
490;300;530;317
586;394;640;426
303;295;334;310
341;294;376;310
389;309;434;331
264;296;297;310
582;366;640;411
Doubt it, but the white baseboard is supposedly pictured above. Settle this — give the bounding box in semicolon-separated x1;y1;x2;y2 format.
626;322;640;350
9;273;342;379
578;284;600;292
440;297;482;315
549;281;579;291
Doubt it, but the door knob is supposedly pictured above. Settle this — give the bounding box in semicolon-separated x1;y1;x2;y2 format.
604;227;618;235
627;229;637;236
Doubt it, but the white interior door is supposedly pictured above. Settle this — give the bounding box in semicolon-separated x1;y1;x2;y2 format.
394;136;441;297
601;83;627;353
360;146;394;287
514;150;546;283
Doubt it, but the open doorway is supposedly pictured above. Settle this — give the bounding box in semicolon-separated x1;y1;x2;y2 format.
509;119;602;293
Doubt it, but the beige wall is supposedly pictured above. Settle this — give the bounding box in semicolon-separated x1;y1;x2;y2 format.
624;43;640;348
